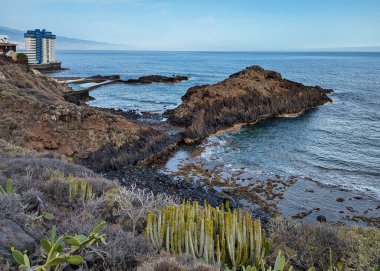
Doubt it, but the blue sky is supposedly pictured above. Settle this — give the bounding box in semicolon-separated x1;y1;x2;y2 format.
1;0;380;51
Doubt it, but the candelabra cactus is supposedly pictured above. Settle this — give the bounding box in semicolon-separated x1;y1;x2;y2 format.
68;175;94;202
49;171;95;203
145;200;270;270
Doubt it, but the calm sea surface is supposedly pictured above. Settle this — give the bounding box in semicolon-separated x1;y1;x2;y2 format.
53;51;380;200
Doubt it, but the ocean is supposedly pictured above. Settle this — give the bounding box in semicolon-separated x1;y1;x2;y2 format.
52;51;380;221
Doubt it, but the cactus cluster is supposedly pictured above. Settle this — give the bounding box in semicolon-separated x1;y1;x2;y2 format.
68;177;94;202
145;200;269;270
50;171;94;202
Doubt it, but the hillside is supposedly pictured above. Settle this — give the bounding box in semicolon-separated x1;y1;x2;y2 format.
0;58;175;170
0;26;128;50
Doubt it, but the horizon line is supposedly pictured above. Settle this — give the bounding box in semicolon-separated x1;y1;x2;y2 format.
54;49;380;53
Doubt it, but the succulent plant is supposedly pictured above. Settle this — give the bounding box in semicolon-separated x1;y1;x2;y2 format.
145;200;270;270
0;179;13;194
49;171;95;203
11;221;107;271
67;174;94;202
232;251;291;271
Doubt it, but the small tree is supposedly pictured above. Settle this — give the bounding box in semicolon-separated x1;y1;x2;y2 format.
17;53;28;61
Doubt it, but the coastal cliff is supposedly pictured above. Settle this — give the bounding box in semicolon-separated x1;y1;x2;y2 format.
165;65;333;142
0;59;175;170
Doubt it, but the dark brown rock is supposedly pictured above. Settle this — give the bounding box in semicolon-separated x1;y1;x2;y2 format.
0;58;176;170
123;75;189;84
165;65;332;142
316;215;327;222
291;209;313;219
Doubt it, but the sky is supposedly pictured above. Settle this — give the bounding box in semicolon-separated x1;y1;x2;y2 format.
1;0;380;51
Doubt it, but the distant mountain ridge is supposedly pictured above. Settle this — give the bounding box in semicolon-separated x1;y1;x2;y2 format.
0;26;128;50
1;26;378;52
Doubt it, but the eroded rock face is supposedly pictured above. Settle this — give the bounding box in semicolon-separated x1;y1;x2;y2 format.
165;66;333;142
0;59;175;169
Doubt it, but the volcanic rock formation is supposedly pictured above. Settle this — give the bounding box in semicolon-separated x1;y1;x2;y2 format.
0;58;176;170
0;59;332;170
165;65;333;142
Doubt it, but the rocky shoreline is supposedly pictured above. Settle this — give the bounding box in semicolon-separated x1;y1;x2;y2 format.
163;144;380;228
0;58;338;225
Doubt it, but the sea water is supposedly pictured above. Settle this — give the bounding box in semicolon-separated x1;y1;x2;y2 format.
53;51;380;203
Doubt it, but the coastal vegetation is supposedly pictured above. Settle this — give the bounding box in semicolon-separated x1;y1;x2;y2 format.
16;53;28;61
0;140;379;271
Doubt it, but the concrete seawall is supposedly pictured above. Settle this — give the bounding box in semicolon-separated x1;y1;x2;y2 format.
29;62;67;72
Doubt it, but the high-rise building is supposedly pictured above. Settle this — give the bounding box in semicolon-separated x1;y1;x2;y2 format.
24;29;56;64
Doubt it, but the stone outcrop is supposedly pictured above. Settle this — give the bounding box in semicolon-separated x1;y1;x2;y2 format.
0;219;35;257
29;62;67;72
165;66;332;142
63;88;93;105
0;59;176;170
61;74;189;106
122;75;189;84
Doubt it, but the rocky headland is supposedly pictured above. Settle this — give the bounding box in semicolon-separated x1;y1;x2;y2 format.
0;59;178;171
165;65;333;142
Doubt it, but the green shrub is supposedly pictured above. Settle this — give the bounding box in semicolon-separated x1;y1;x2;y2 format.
16;53;28;61
240;252;288;271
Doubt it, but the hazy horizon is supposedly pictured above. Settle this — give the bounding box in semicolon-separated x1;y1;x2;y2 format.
1;0;380;51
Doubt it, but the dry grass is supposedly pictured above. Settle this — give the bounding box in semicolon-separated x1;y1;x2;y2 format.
268;217;380;270
0;193;23;221
0;138;33;157
102;224;155;270
137;254;219;271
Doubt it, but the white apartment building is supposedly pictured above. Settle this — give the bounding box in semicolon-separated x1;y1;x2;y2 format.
42;37;55;63
24;29;56;64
